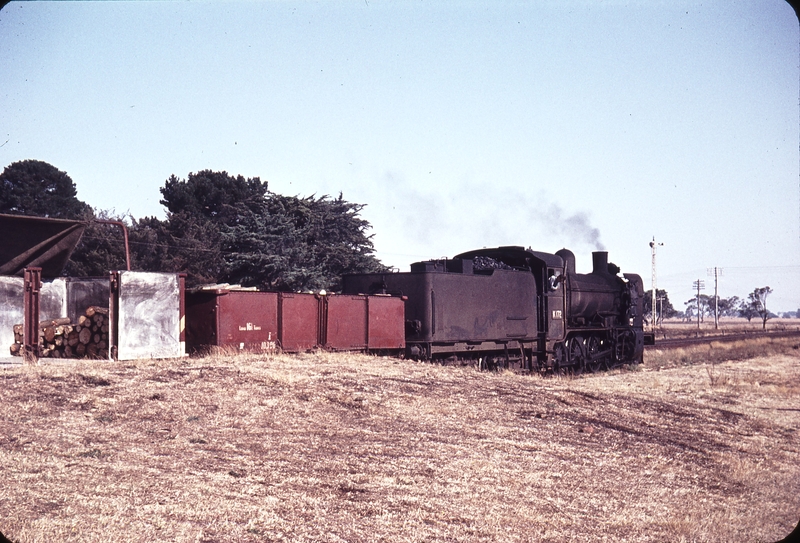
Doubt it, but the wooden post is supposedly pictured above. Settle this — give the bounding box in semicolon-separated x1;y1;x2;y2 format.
23;267;42;363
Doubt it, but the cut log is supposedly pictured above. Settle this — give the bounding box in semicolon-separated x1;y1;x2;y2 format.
39;317;71;327
85;306;108;317
10;305;113;360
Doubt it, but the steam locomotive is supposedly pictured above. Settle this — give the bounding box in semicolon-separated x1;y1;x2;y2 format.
342;246;646;372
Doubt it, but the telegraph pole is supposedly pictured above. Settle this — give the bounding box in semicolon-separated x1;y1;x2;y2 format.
707;267;723;330
649;237;663;331
693;279;705;331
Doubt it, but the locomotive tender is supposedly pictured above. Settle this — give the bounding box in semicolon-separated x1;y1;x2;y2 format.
343;246;645;372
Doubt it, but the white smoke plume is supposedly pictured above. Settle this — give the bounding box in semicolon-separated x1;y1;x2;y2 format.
357;173;606;268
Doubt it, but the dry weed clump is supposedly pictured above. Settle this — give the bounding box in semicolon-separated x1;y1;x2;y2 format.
0;345;798;542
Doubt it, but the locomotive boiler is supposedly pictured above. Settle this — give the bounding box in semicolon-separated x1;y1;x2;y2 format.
342;246;645;372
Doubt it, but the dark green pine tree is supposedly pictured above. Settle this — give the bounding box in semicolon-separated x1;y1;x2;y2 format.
158;169;386;290
223;192;387;292
155;170;270;287
0;159;91;219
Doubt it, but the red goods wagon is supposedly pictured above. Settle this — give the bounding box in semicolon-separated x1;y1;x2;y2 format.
185;289;405;355
185;289;278;353
278;293;320;352
324;295;368;351
367;295;406;351
322;294;406;352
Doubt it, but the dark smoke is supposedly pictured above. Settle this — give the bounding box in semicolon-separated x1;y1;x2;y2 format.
366;174;606;259
542;204;605;250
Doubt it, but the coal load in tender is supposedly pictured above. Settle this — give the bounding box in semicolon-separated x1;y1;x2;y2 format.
9;306;109;359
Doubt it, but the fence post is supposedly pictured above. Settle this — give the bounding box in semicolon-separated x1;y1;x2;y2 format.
23;267;42;363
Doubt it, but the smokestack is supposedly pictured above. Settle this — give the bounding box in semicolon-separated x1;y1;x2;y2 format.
592;251;609;275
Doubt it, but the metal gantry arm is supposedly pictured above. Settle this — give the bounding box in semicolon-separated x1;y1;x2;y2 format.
93;219;131;271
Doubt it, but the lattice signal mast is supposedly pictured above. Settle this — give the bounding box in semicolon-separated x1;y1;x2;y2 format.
649;237;663;330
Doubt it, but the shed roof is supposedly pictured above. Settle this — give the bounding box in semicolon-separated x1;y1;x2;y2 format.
0;213;87;277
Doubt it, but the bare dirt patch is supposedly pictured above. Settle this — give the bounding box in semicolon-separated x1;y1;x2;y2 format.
1;344;798;542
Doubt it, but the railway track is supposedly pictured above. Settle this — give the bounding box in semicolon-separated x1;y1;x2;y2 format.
646;329;800;349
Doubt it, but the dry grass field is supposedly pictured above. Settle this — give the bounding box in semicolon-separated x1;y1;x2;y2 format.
653;317;800;340
1;337;799;542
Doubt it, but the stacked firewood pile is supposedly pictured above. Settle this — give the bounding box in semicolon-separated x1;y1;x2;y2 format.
9;306;110;359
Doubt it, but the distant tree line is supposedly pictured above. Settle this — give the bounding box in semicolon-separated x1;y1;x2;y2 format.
644;285;787;330
0;160;386;291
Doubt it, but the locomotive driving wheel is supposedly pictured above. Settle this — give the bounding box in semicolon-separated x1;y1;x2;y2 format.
585;336;605;373
567;336;586;374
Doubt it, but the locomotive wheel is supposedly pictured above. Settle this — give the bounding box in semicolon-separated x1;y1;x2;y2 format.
585;336;605;373
567;336;585;374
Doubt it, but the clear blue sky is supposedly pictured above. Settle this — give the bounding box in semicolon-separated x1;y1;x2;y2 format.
1;1;798;312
